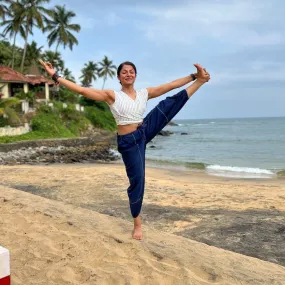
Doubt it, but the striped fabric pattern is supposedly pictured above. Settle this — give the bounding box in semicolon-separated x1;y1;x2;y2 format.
108;89;149;125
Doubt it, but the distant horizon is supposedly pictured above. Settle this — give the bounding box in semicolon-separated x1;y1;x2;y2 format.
173;116;285;121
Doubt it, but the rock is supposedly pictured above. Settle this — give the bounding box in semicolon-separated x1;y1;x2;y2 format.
181;132;188;135
158;130;173;136
149;145;156;149
0;133;119;165
168;121;179;126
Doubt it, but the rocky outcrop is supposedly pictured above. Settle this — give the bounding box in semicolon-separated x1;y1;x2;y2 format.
0;131;120;165
157;130;173;136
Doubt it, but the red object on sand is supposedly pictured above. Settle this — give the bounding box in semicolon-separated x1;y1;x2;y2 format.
0;246;10;285
0;276;10;285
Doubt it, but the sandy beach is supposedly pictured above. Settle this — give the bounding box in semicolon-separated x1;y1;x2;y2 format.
1;162;285;284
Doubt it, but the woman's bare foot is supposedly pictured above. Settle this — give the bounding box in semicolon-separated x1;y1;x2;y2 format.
132;215;143;240
132;225;143;240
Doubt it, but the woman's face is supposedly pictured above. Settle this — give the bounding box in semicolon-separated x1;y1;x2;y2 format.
118;64;136;86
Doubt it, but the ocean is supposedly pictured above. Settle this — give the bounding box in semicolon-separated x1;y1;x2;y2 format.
144;117;285;179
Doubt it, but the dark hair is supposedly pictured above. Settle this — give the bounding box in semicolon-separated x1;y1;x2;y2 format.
117;61;137;77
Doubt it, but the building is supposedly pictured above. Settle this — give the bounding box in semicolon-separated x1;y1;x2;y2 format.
0;66;54;102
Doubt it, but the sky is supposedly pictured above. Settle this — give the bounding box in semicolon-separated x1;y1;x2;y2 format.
14;0;285;119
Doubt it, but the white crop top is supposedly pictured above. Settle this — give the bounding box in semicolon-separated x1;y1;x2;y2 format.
108;89;149;125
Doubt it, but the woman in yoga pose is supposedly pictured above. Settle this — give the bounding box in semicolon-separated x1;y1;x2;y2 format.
39;59;210;240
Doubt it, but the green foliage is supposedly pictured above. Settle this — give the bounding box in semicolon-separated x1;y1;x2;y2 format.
84;106;116;131
58;87;80;104
30;102;89;137
0;116;8;127
0;40;12;65
15;90;36;104
277;170;285;177
0;97;21;126
79;96;109;111
44;5;81;52
0;129;73;144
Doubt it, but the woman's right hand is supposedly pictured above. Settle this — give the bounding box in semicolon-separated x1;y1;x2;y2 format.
38;59;56;76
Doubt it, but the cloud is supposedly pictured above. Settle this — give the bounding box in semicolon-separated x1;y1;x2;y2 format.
135;0;283;47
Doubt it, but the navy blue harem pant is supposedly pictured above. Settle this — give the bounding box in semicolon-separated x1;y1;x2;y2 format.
117;89;189;218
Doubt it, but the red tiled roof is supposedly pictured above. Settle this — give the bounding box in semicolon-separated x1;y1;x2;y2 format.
0;66;54;85
25;75;54;85
0;66;29;83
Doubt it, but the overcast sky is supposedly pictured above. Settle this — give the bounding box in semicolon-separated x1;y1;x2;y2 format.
20;0;285;119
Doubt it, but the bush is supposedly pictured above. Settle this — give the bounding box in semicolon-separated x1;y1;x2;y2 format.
84;106;116;131
0;116;8;127
79;96;109;111
59;87;80;104
36;104;53;114
31;102;89;137
15;90;36;106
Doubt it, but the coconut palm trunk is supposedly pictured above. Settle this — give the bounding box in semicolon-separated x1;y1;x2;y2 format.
20;24;29;73
102;74;107;89
11;31;17;69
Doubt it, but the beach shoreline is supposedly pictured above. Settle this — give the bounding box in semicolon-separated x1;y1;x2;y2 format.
1;161;285;265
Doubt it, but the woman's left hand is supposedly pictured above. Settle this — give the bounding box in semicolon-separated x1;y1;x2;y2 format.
194;63;211;83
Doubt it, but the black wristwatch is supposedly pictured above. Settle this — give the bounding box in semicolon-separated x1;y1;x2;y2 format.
190;73;197;81
52;72;61;83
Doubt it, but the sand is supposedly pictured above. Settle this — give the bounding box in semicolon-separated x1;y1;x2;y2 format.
1;162;285;284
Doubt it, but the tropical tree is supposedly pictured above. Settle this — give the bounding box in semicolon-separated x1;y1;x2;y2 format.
25;40;43;68
11;0;51;73
0;5;29;69
0;40;13;65
80;61;98;87
0;0;10;21
98;56;117;89
63;68;75;82
41;50;64;73
44;5;81;52
0;97;21;126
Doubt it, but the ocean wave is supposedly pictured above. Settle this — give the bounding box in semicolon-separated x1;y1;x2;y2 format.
192;123;213;126
206;165;276;178
206;165;274;174
145;158;206;170
109;148;121;158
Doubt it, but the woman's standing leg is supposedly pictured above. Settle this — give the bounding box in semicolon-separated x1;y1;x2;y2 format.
118;131;146;240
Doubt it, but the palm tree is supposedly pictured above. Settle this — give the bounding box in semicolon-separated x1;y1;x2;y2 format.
25;40;43;68
80;61;98;87
1;5;30;69
41;50;64;73
11;0;51;73
63;68;75;82
0;97;21;126
98;56;117;89
0;0;10;21
44;5;81;52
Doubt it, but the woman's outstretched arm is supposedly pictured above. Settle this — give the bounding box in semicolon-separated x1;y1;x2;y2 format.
146;63;209;99
147;74;196;99
39;59;113;103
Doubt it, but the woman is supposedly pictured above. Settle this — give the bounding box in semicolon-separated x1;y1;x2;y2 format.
39;59;210;240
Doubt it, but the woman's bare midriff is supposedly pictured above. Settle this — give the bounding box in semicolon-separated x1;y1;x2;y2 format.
117;122;143;135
